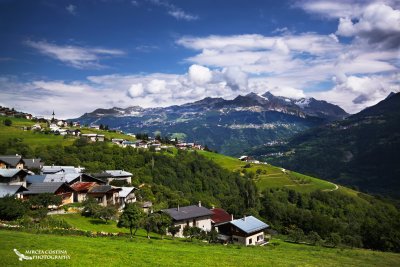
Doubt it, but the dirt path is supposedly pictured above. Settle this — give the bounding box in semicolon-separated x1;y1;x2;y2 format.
323;182;339;192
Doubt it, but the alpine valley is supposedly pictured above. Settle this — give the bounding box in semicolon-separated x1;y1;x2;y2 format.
74;91;347;156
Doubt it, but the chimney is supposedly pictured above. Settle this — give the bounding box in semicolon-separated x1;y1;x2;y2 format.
243;216;246;221
198;201;201;207
177;204;180;211
231;214;234;221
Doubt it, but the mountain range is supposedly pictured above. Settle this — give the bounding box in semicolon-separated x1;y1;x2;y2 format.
74;91;348;155
249;92;400;199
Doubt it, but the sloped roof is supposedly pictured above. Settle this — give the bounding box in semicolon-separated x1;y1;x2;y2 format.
0;169;28;178
230;216;269;234
0;185;28;197
23;158;44;169
88;185;121;194
162;205;213;221
43;173;81;183
104;170;132;177
119;187;137;198
26;175;46;184
211;208;232;225
41;166;84;174
0;155;23;167
24;182;73;195
71;182;97;192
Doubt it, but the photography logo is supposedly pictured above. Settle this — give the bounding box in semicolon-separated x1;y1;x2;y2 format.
13;248;70;261
13;249;32;261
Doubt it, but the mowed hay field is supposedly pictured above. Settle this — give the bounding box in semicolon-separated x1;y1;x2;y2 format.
1;229;399;267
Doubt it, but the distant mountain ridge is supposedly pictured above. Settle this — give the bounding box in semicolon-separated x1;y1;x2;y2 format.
250;92;400;199
74;91;348;155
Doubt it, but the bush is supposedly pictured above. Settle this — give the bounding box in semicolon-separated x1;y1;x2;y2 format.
0;196;27;221
3;119;12;126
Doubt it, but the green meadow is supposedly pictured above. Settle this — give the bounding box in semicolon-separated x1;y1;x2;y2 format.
1;228;399;267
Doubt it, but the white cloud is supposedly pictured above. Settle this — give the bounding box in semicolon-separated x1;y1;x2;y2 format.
146;79;167;94
25;40;125;69
66;4;77;15
188;64;212;85
127;83;145;98
150;0;199;21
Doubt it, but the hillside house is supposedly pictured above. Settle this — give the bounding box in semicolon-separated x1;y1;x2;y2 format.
41;165;85;175
0;169;28;187
93;170;132;184
135;140;148;149
70;182;97;202
0;155;25;169
162;202;213;238
23;182;75;205
42;173;105;185
23;158;44;171
118;187;137;208
87;185;121;207
81;134;105;142
111;138;125;145
217;216;269;246
0;184;28;199
211;208;232;227
121;141;136;148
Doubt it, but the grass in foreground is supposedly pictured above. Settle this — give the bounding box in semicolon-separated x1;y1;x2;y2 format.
1;229;399;267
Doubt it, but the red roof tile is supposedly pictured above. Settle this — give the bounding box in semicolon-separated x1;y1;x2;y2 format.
211;208;232;224
71;182;97;192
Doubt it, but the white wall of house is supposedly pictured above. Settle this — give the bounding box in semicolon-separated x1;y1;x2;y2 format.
232;231;265;246
171;217;212;238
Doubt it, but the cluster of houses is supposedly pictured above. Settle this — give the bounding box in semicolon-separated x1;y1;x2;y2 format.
111;138;204;151
0;106;33;120
0;155;138;209
0;154;270;246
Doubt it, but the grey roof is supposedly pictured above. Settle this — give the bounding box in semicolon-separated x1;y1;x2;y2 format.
230;216;269;234
43;173;81;183
0;169;27;178
0;185;28;197
162;205;213;221
41;166;84;174
23;158;43;169
24;182;72;195
104;170;132;177
0;155;23;167
119;187;136;198
26;175;46;184
88;185;121;194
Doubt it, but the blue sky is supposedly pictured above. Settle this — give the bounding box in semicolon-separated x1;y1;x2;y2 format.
0;0;399;118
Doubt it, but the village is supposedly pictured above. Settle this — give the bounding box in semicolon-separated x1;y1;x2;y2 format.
0;154;270;246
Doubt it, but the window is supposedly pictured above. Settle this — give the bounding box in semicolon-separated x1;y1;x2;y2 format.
249;238;252;244
257;234;264;241
233;238;239;242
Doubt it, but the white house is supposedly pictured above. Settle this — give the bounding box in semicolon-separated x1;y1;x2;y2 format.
162;202;213;238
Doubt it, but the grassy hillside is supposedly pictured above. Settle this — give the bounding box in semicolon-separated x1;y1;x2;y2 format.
1;229;399;267
0;116;134;149
198;150;336;193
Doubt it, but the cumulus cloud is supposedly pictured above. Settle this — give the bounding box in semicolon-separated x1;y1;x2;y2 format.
146;79;167;94
127;83;144;98
25;40;125;69
188;64;212;85
336;3;400;49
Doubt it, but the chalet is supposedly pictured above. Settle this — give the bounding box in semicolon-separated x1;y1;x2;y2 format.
93;170;132;184
210;208;232;227
70;182;97;202
141;201;153;213
87;185;121;207
23;182;75;205
0;184;28;199
23;158;44;171
81;133;105;142
162;202;213;238
90;125;100;130
118;187;137;208
0;169;28;187
135;140;148;149
72;122;80;127
31;124;41;130
217;216;269;246
0;155;25;169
